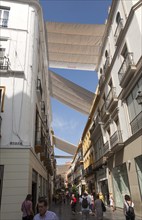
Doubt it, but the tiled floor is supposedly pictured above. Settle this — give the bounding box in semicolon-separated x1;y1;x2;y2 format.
50;202;141;220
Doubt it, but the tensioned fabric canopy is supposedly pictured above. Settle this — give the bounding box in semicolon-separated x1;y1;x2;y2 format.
57;164;71;175
49;70;95;114
53;136;77;155
45;22;105;71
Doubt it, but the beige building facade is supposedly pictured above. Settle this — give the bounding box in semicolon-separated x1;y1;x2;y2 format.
89;0;142;217
0;1;53;219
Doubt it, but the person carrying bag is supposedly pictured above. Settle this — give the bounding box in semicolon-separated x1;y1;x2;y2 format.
21;194;34;220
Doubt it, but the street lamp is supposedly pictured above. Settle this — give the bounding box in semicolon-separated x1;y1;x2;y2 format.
136;91;142;105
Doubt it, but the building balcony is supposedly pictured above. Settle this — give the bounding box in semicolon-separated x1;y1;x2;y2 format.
106;87;118;112
0;116;2;138
36;78;42;100
0;18;8;28
99;74;105;91
103;57;110;74
118;53;136;88
0;57;9;71
44;158;53;176
100;102;109;122
41;101;45;117
130;111;142;135
90;115;102;138
110;130;124;152
84;164;93;176
40;150;47;161
103;140;114;157
35;130;45;153
92;156;107;170
114;18;123;44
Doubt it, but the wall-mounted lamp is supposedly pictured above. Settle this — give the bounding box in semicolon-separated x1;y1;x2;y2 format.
136;91;142;105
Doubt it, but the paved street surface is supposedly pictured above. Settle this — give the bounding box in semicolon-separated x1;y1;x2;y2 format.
50;202;141;220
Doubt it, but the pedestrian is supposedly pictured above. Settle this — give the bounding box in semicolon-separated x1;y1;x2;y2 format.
124;195;135;220
90;193;94;213
70;194;77;214
99;192;104;203
33;197;59;220
80;191;90;220
92;189;97;201
94;194;103;220
21;194;34;220
109;193;115;211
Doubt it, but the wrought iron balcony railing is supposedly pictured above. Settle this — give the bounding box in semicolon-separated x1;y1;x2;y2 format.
106;87;117;109
0;57;9;70
110;130;123;149
0;116;2;138
114;18;123;42
36;78;42;99
130;111;142;135
90;115;102;135
103;57;110;73
99;74;105;90
103;141;109;154
0;18;8;27
118;52;135;86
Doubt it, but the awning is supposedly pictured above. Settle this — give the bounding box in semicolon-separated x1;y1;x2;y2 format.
45;22;105;71
57;164;71;175
53;135;77;155
49;70;95;114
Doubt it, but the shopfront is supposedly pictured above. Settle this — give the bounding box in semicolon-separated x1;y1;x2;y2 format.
112;163;130;208
96;168;109;205
135;155;142;199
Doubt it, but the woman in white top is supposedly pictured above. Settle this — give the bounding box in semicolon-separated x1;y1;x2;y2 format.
109;193;115;211
124;194;135;220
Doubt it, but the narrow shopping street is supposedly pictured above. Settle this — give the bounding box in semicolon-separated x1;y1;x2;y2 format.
0;1;142;220
49;202;139;220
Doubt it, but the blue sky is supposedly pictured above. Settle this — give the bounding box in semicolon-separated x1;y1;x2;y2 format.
40;0;112;164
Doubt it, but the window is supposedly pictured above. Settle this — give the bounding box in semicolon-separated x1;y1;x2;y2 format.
95;136;103;160
0;165;4;208
0;39;9;70
114;12;123;42
100;68;103;74
126;78;142;134
0;86;5;112
116;12;121;24
0;6;10;27
135;155;142;199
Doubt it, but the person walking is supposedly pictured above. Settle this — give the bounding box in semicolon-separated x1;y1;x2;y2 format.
70;194;77;214
99;192;104;203
33;197;59;220
21;194;34;220
94;194;104;220
80;191;90;220
124;195;135;220
109;193;115;211
90;193;94;214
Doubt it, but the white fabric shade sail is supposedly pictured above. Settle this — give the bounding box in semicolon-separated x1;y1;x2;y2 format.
53;135;77;155
49;70;95;115
56;164;71;175
45;22;105;71
45;22;105;160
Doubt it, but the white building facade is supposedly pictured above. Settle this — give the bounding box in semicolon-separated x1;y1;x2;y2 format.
90;0;142;217
0;0;53;219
